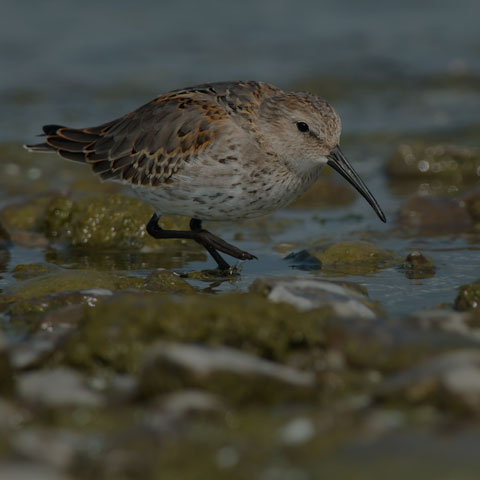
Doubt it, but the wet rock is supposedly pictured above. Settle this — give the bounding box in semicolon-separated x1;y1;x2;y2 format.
377;350;480;414
145;268;195;293
45;194;188;250
455;279;480;314
250;277;378;318
17;367;103;407
140;342;314;402
289;178;356;208
60;292;328;373
408;308;480;340
8;307;80;369
0;462;71;480
0;193;59;232
292;241;395;275
7;270;144;300
8;289;112;316
387;143;480;183
397;195;471;234
11;428;84;470
11;263;56;281
401;251;436;280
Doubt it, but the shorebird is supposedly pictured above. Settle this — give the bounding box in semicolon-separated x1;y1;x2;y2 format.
26;80;386;270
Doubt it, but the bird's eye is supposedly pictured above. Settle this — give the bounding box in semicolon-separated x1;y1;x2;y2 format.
296;122;309;133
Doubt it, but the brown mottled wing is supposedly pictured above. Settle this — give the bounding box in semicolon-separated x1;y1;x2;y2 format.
25;81;279;186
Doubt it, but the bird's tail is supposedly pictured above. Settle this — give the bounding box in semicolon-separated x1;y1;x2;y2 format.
24;121;115;163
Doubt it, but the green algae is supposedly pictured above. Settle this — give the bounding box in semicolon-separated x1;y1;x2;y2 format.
455;279;480;314
7;270;145;300
45;194;190;250
11;263;56;281
0;193;60;232
145;269;196;294
313;241;395;276
401;251;436;280
59;293;329;375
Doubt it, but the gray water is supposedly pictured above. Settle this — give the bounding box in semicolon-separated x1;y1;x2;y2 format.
2;0;480;316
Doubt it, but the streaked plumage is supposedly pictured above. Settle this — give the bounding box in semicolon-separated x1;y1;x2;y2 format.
26;80;386;270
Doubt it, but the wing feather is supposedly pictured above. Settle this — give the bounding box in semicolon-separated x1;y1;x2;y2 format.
25;80;280;186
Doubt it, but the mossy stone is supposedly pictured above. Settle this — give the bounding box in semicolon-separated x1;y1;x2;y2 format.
0;194;59;232
313;241;395;275
45;194;189;250
145;269;195;293
7;270;144;300
11;263;55;281
60;293;329;374
455;280;480;313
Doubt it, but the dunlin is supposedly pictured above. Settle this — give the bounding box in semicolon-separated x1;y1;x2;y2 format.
26;81;386;270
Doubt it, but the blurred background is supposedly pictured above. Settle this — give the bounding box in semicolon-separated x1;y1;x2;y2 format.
2;1;480;479
3;0;480;140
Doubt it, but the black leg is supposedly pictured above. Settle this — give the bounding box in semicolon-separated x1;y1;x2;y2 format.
146;214;256;271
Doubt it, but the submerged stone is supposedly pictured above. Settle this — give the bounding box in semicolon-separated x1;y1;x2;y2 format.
11;263;56;281
401;251;436;280
7;270;144;300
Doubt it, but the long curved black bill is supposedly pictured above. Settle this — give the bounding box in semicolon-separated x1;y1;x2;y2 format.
327;145;386;223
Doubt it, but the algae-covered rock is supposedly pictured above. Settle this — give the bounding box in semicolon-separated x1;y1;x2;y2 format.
305;241;394;276
11;263;57;281
140;342;314;403
455;279;480;314
387;143;480;183
7;270;144;300
45;194;189;250
401;251;436;280
60;292;329;374
145;269;195;294
0;193;59;232
397;195;471;235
